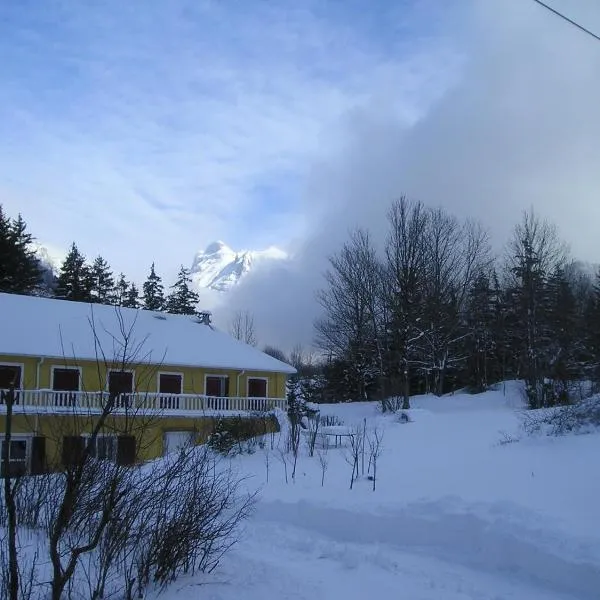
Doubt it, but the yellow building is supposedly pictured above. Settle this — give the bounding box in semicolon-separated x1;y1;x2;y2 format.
0;292;294;473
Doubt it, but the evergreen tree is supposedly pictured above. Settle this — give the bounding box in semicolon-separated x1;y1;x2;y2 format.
464;271;497;392
90;255;116;304
0;206;42;294
123;283;140;309
56;243;93;302
165;266;199;315
115;273;129;305
546;266;580;403
584;269;600;389
142;263;164;311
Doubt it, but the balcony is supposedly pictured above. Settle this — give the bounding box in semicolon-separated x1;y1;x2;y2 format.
0;389;287;415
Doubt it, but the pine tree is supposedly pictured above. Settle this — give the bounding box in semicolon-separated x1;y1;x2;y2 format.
90;255;116;304
165;266;199;315
115;273;129;305
123;283;140;309
584;269;600;390
142;263;164;311
56;243;93;302
546;266;580;403
0;207;42;294
464;271;497;392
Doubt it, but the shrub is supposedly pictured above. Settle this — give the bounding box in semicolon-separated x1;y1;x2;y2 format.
207;413;279;456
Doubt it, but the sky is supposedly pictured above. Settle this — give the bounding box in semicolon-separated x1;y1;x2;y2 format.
1;0;600;350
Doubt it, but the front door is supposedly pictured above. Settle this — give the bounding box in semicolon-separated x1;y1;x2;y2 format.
163;431;194;455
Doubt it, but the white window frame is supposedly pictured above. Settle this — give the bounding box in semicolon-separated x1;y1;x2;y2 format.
0;434;33;473
0;362;25;390
157;371;184;394
81;433;118;462
106;369;136;393
204;374;230;397
50;365;83;391
246;376;269;398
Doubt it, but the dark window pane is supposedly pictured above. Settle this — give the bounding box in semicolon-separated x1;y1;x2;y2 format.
52;368;80;391
159;374;182;394
0;366;21;389
10;440;27;460
108;371;133;394
205;376;228;396
248;378;267;398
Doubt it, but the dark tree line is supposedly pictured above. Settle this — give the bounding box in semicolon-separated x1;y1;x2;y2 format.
0;205;200;315
315;197;600;409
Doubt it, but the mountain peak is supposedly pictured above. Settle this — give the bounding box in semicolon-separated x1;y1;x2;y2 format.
203;240;231;255
190;241;287;293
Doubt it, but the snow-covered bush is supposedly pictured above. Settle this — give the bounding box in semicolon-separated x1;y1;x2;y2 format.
521;396;600;436
207;413;278;456
0;446;255;599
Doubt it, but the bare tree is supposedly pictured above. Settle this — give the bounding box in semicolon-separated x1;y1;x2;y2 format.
384;197;429;407
229;310;257;346
263;345;288;363
414;212;491;395
316;229;383;399
367;427;384;492
317;447;329;487
2;382;20;600
344;426;365;490
1;306;255;599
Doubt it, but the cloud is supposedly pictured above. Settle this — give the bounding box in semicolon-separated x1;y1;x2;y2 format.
221;0;600;351
0;0;452;282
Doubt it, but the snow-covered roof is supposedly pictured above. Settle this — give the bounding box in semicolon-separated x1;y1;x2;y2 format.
0;293;296;375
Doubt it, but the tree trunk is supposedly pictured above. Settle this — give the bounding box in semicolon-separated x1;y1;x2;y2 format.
402;362;410;410
3;385;20;600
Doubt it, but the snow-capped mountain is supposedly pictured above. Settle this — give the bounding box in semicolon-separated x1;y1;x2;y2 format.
190;241;287;292
33;243;64;276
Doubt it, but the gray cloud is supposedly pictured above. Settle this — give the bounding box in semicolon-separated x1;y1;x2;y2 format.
221;0;600;352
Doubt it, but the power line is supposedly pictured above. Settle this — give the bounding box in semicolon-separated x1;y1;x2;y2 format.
531;0;600;42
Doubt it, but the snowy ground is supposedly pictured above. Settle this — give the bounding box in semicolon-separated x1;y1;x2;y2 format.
159;382;600;600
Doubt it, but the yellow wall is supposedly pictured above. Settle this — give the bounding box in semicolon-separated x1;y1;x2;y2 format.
0;412;279;465
0;353;288;398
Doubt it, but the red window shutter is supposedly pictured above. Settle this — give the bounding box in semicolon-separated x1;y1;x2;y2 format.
31;436;46;474
117;435;136;466
62;436;85;468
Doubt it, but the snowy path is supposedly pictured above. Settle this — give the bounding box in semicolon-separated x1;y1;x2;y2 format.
164;499;594;600
158;387;600;600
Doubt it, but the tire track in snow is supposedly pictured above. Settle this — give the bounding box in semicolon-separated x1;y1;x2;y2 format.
254;499;600;600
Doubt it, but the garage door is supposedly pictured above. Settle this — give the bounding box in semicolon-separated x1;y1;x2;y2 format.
163;431;195;455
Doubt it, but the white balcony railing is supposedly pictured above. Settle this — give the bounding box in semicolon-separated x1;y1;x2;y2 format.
0;389;287;414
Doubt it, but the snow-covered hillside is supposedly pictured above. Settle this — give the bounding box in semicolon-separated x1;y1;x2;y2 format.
190;240;287;292
161;383;600;600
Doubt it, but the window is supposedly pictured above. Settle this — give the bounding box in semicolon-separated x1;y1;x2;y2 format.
0;365;21;389
159;373;182;394
0;364;22;405
159;373;182;409
108;371;134;394
247;378;267;398
205;376;229;397
1;437;29;477
52;368;80;391
87;435;118;461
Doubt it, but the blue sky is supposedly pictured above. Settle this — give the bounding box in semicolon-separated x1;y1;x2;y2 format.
0;0;464;281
